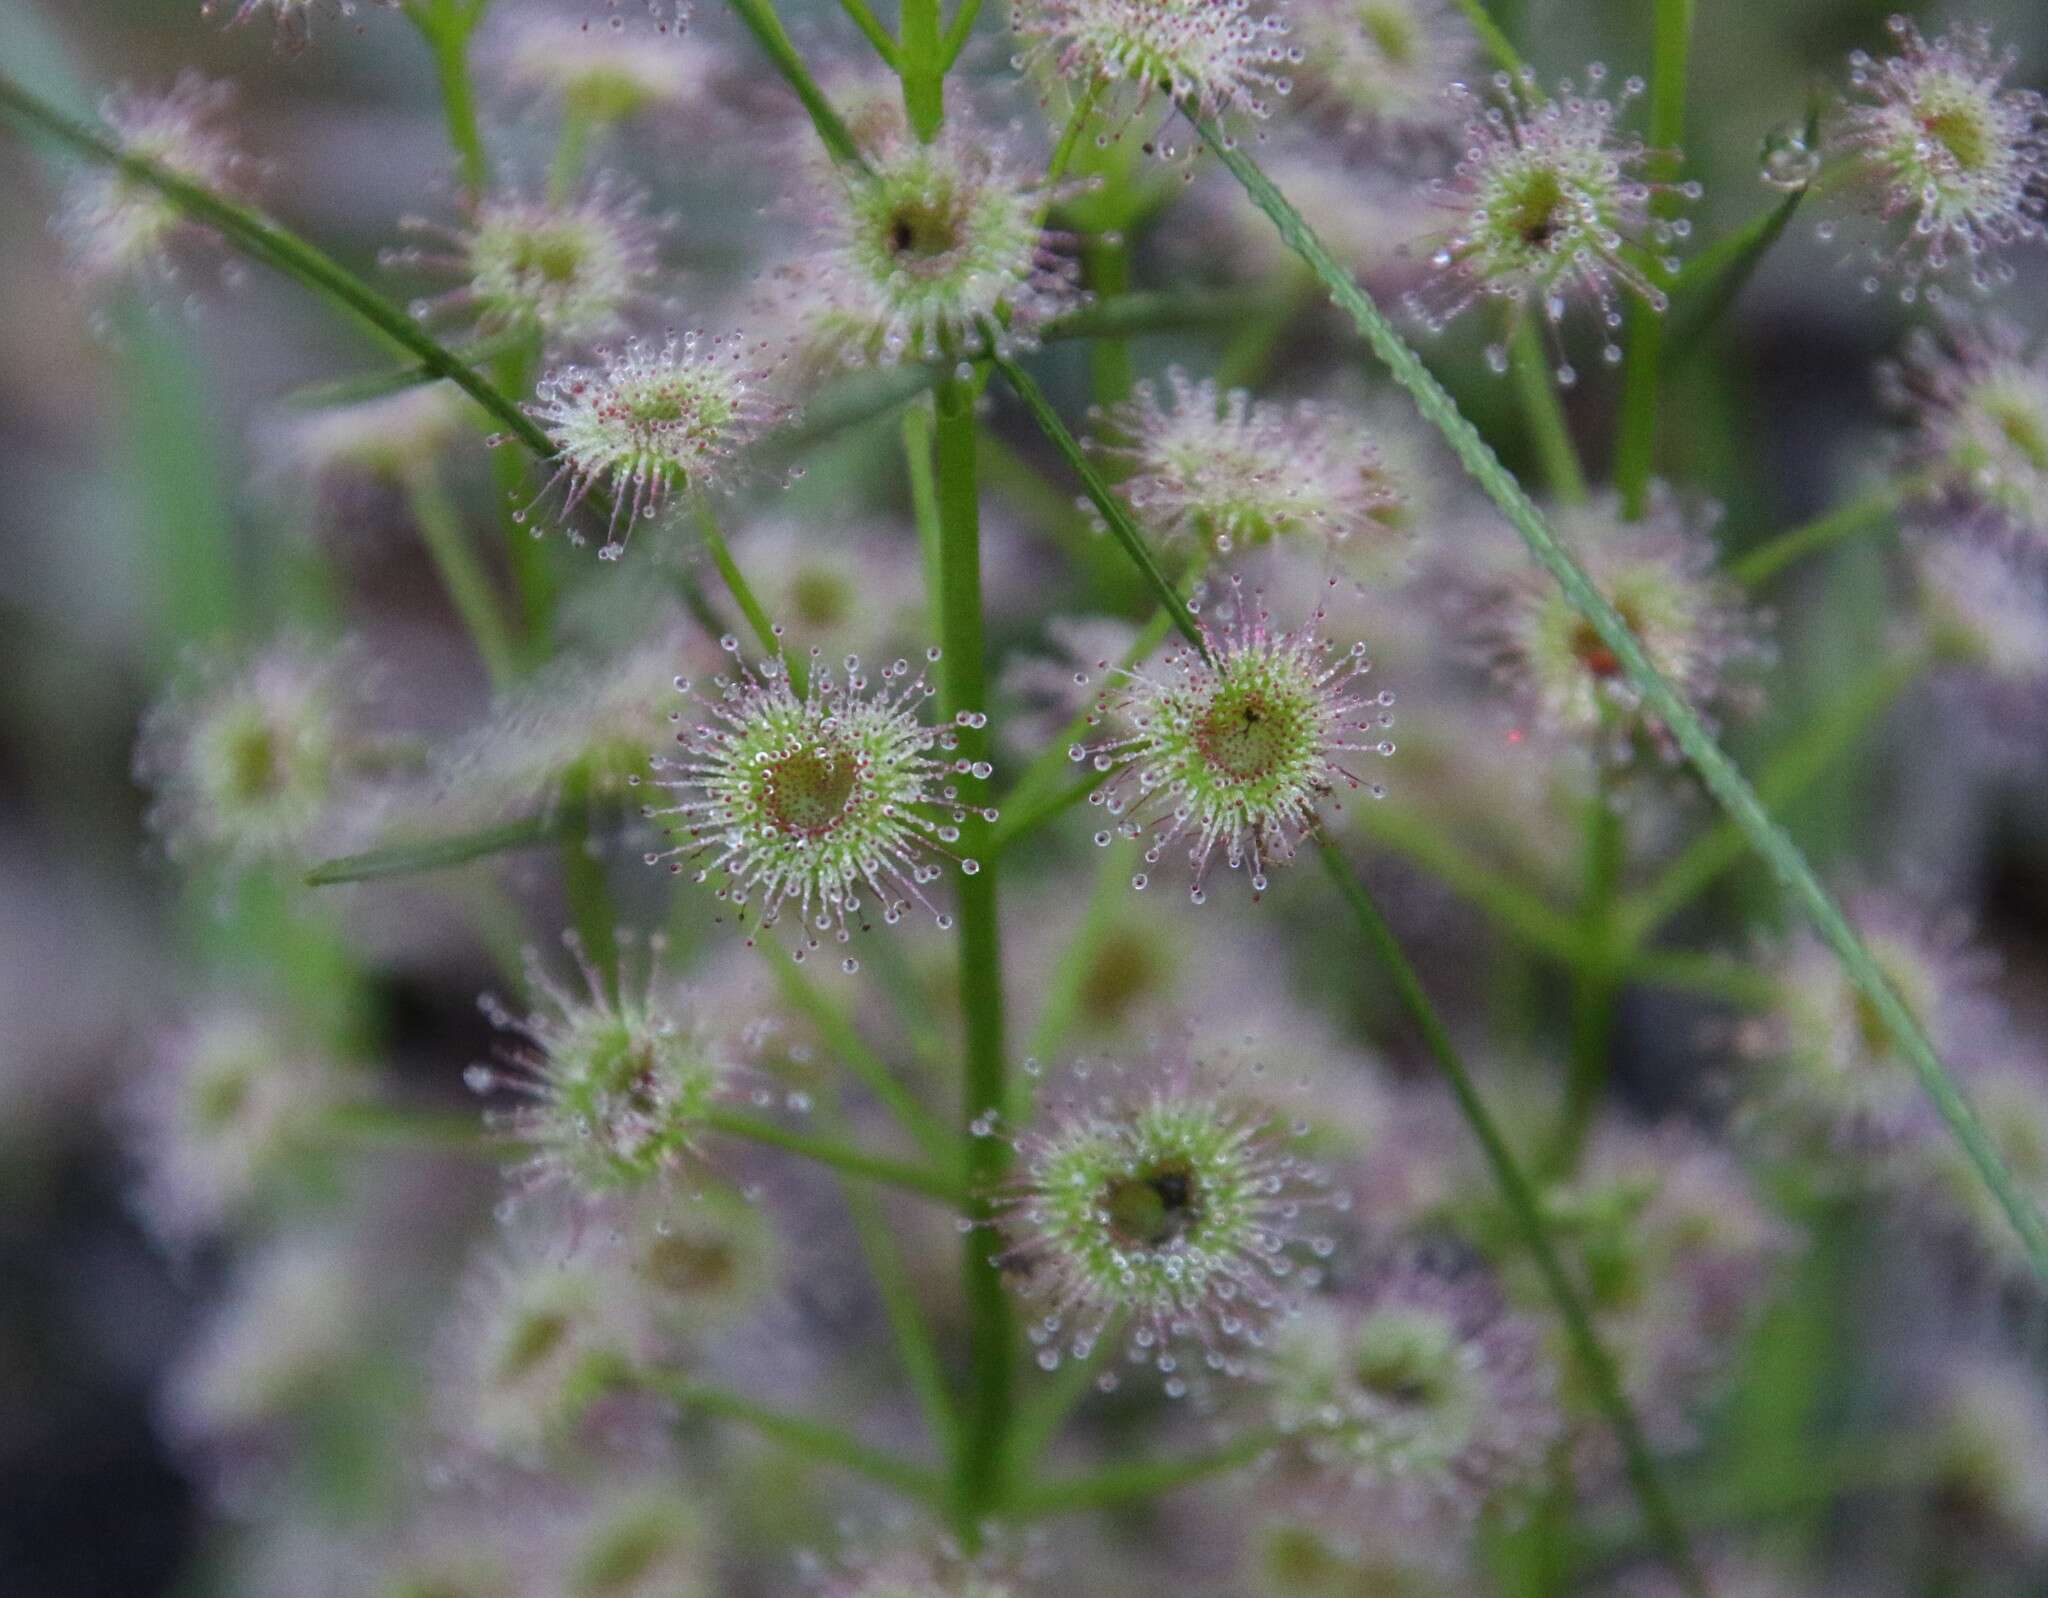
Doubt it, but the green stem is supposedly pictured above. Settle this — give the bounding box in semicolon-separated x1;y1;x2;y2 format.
487;330;555;649
837;0;901;66
1449;0;1525;74
282;329;532;410
400;460;521;688
1314;838;1710;1598
761;949;958;1167
939;0;986;66
1449;0;1531;74
900;0;944;138
723;0;872;168
546;105;592;203
1728;480;1910;587
1044;81;1105;188
990;549;1212;856
1003;1319;1115;1476
1620;644;1932;940
557;762;620;1003
649;1374;945;1500
306;812;567;885
1574;1438;1941;1569
991;351;1206;654
1624;948;1781;1008
977;427;1137;600
1664;160;1812;360
932;375;1014;1536
693;501;808;695
994;607;1176;836
1081;238;1135;409
989;772;1104;855
1006;301;1701;1578
1555;787;1624;1174
703;1107;969;1206
1611;0;1695;518
842;1177;962;1453
1009;1428;1287;1518
1510;316;1588;505
1052;285;1268;342
1202;121;2048;1288
1024;841;1134;1071
409;0;489;199
902;402;949;648
319;1100;499;1154
0;79;561;467
1213;268;1311;392
1357;803;1582;960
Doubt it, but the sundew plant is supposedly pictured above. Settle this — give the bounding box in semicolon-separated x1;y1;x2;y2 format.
12;0;2048;1595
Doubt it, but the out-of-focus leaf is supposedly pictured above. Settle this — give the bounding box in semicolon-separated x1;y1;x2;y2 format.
305;813;565;886
281;330;531;410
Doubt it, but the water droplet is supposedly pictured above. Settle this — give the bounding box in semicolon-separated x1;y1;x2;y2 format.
1759;125;1820;192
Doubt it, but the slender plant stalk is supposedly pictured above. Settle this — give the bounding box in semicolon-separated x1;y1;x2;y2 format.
1620;645;1933;940
650;1374;946;1500
1044;83;1107;190
282;329;531;410
485;329;557;648
1053;285;1270;343
900;0;944;137
320;1099;506;1154
1664;168;1811;360
0;78;562;464
902;403;950;648
1555;786;1625;1174
1358;803;1582;959
406;0;488;199
1003;1324;1113;1476
400;459;521;687
1008;1428;1289;1518
931;375;1016;1536
940;0;986;66
1081;239;1135;408
546;105;592;203
1450;0;1525;74
836;0;901;66
702;1108;969;1206
990;351;1206;653
989;772;1105;855
1729;479;1912;587
1611;0;1695;517
1626;948;1781;1008
989;545;1214;854
1510;317;1589;505
691;501;810;695
1200;121;2048;1285
1023;841;1135;1069
760;950;959;1167
18;11;2017;1554
841;1176;963;1452
556;762;621;1001
1314;838;1711;1598
306;813;568;885
723;0;871;169
992;609;1175;839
